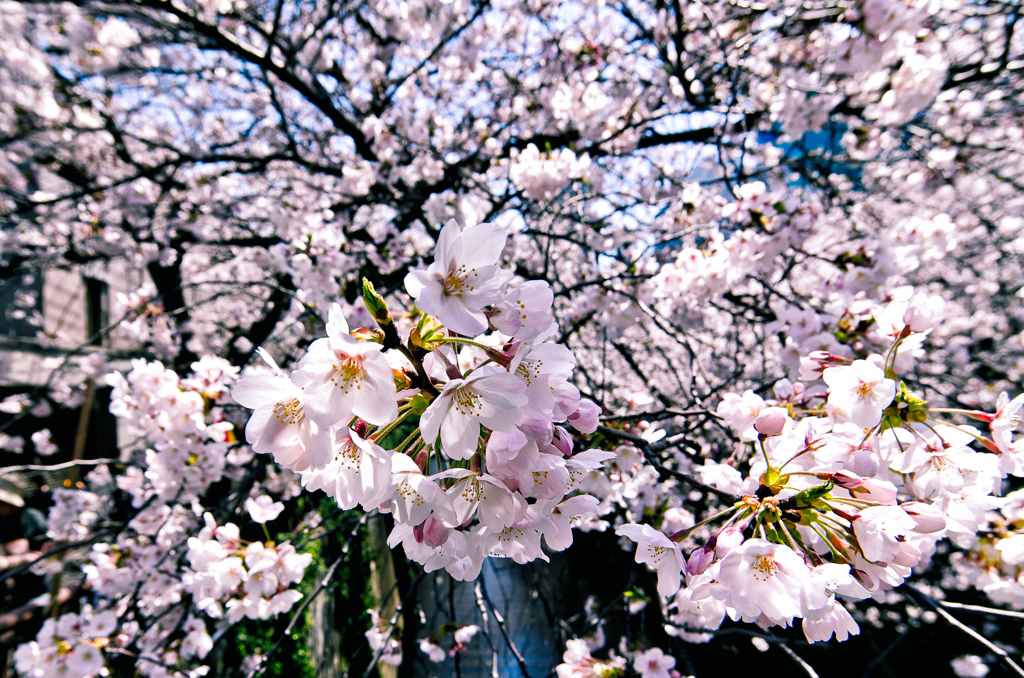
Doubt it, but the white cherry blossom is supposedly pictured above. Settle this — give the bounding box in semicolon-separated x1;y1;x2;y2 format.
419;366;528;460
404;220;513;336
292;304;398;428
824;360;896;429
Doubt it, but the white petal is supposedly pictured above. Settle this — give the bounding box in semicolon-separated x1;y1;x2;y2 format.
440;410;480;460
351;353;399;426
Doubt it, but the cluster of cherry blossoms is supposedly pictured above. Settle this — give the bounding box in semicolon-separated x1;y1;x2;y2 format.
2;0;1024;671
14;610;117;678
232;219;609;582
184;512;310;623
605;273;1024;644
17;356;314;678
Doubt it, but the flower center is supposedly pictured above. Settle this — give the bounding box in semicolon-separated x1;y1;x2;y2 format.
752;555;779;581
516;359;544;386
855;381;874;400
453;387;483;416
441;264;479;297
330;355;364;393
336;441;360;471
273;397;304;425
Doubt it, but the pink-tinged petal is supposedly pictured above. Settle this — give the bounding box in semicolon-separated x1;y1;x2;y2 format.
479;404;524;433
435;219;464;270
290;339;335;388
351;353;398;426
615;524;647;541
255;347;284;376
542;515;573;551
477;487;516;531
327;303;349;339
448;479;480;525
458;222;506;267
272;442;309;471
849;399;882;429
657;553;683;598
303;376;358;429
404;269;435;301
472;372;528;405
558;494;600;516
232;375;295;409
459;266;513;307
822;366;858;391
252;413;300;455
354;436;393;509
419;397;449;445
298;421;332;470
441;409;480;460
434;295;488;336
412;277;446;316
245;406;272;446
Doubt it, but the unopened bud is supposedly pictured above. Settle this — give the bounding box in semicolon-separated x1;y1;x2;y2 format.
893;539;922;567
773;379;795;401
361;278;393;329
350;327;384;343
686;546;715;576
568;399;601;434
410;314;445;358
552;426;574;457
754;407;789;437
832;471;897;504
903;293;945;333
413;513;452;548
799;357;825;381
715;528;744;559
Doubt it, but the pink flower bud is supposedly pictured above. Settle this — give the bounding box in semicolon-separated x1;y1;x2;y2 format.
854;478;898;505
753;407;789;437
893;539;922;567
799;357;825;381
413;513;452;548
568;399;601;434
773;379;795;401
901;502;946;534
686;546;715;576
831;471;898;504
903;293;945;333
715;528;744;559
828;470;861;488
552;426;574;457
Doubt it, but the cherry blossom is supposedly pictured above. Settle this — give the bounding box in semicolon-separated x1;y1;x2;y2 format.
419;367;528;460
824;360;897;429
404;220;513;336
292;304;398;428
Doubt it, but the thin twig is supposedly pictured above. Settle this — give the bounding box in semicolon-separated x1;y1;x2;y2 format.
908;585;1024;678
478;573;532;678
1;458;121;475
0;529;117;583
596;426;739;501
863;628;908;678
778;643;820;678
939;601;1024;620
362;570;426;678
